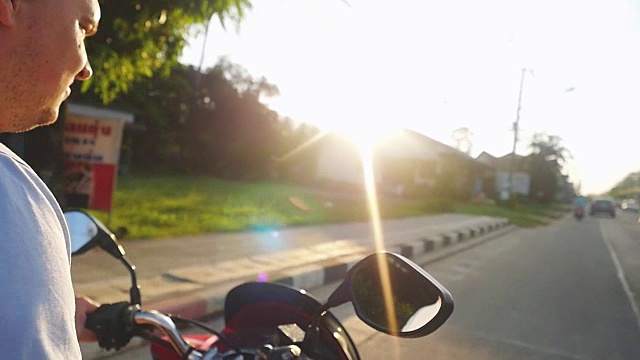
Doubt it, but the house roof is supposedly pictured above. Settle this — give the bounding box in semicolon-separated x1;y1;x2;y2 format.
375;130;441;160
388;129;473;159
66;103;135;124
478;151;532;171
389;130;495;170
276;129;495;171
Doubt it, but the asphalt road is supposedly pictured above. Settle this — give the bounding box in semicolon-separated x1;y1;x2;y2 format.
89;211;640;359
355;211;640;359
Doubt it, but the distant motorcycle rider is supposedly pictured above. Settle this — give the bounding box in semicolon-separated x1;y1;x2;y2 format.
574;195;588;218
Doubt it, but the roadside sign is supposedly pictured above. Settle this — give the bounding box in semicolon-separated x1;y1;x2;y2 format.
62;104;133;212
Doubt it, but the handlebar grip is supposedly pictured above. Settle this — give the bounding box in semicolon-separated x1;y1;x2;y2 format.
86;302;137;351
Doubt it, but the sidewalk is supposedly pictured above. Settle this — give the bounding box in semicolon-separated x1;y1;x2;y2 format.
74;213;515;359
72;214;512;319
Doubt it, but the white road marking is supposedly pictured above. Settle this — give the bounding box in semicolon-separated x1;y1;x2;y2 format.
599;222;640;330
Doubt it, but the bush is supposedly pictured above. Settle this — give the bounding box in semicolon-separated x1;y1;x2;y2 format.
420;198;455;213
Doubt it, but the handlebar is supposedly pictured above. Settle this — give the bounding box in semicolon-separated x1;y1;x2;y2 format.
133;310;202;359
86;304;301;359
86;303;203;359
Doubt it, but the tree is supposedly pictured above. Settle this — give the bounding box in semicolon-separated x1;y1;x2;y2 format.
528;133;571;203
65;56;309;179
117;66;195;171
177;60;284;179
82;0;252;104
609;172;640;199
451;127;473;155
18;1;252;183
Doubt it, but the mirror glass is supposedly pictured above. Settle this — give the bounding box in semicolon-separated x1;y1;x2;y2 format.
350;253;445;335
65;211;99;254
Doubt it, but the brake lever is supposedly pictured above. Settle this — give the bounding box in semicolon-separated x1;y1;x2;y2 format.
258;344;302;360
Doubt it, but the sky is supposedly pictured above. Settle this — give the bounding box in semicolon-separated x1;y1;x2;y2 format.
179;0;640;195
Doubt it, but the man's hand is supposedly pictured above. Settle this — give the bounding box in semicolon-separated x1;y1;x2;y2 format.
75;295;100;342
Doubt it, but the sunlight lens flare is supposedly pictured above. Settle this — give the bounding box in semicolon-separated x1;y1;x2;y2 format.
360;147;383;252
337;124;391;159
359;135;401;338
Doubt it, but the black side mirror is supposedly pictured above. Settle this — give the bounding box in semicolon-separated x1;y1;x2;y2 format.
323;252;454;338
64;210;141;306
66;210;101;255
64;210;125;259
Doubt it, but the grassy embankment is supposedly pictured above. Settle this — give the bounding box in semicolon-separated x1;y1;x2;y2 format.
88;175;570;239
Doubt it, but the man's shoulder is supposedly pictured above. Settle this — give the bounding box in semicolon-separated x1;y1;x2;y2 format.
0;143;32;192
0;142;55;210
0;142;29;167
0;142;17;157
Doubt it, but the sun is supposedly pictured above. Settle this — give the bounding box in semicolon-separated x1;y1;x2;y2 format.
329;121;404;157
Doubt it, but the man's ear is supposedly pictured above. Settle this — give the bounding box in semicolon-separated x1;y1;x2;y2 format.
0;0;17;27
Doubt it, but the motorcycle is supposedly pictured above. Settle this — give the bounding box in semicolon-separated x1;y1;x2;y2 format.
66;210;454;359
574;206;585;220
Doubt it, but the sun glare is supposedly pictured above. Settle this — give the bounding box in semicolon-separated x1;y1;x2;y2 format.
359;133;401;338
333;122;403;156
360;141;382;250
333;122;403;248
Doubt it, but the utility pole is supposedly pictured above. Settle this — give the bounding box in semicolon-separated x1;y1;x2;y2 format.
507;68;528;203
512;68;526;158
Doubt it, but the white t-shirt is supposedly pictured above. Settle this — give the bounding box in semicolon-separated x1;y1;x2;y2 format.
0;143;81;359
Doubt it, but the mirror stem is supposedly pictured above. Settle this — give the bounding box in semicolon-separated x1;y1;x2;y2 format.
301;323;320;356
300;277;350;353
119;256;142;306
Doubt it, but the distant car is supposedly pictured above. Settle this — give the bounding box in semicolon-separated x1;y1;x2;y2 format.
621;200;639;213
589;199;616;218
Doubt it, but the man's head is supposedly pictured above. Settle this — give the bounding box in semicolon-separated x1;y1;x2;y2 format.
0;0;100;132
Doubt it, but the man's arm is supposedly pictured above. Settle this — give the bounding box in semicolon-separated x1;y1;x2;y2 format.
75;296;100;342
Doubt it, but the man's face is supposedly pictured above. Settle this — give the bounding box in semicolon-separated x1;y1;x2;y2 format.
1;0;100;132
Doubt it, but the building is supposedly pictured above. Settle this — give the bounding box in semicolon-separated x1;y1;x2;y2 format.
275;129;496;200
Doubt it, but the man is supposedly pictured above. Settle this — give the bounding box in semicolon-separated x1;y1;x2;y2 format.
0;0;101;357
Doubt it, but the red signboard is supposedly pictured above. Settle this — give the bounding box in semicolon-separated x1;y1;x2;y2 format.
62;108;126;212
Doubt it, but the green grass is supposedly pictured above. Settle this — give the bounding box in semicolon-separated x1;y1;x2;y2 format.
87;175;569;239
454;201;570;228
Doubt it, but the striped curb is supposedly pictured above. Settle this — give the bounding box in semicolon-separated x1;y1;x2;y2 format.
150;219;511;318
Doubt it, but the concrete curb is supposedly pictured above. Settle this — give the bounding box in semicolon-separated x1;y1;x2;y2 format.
147;218;512;319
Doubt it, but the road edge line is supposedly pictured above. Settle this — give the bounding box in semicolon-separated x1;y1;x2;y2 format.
599;224;640;330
